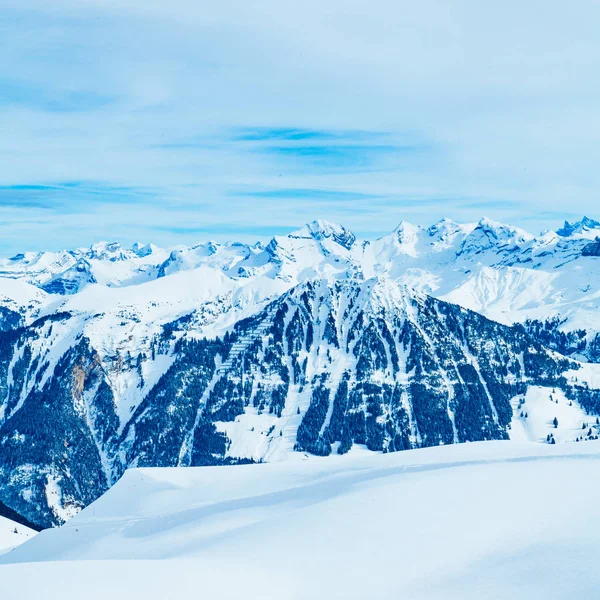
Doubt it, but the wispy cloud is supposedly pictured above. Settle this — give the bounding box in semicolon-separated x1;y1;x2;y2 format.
230;126;434;172
231;127;387;143
0;182;157;210
258;143;407;170
0;80;115;113
231;188;377;201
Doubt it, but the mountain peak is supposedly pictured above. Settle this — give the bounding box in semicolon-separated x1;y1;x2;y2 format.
290;220;356;249
473;217;532;240
431;216;457;226
556;216;600;237
88;241;128;261
393;220;421;239
476;216;507;231
130;242;156;258
427;217;460;236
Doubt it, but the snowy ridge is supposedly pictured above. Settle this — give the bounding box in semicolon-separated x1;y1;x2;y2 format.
1;215;599;335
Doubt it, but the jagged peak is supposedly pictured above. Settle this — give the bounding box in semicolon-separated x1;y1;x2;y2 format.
454;217;532;258
556;216;600;237
289;219;356;249
87;241;129;261
393;220;421;233
130;242;156;258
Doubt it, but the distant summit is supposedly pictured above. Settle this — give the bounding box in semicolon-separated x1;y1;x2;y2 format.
289;219;356;249
556;216;600;237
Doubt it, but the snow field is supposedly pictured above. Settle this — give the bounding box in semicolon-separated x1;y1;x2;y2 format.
2;441;600;599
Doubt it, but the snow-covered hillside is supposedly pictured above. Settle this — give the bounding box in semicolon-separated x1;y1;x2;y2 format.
0;516;35;555
2;441;600;599
1;215;600;530
3;271;600;529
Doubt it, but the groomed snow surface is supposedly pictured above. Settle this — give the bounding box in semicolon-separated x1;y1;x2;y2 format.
2;441;600;599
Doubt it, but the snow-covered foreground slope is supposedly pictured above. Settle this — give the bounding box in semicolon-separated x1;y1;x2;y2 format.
0;516;35;555
2;441;600;599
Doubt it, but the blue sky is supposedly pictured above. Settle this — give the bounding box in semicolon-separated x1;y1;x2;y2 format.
1;1;600;254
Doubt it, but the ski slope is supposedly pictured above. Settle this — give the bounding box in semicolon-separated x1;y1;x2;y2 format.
2;441;600;599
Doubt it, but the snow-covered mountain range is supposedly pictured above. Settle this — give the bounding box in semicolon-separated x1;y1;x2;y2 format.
3;215;600;332
1;215;600;528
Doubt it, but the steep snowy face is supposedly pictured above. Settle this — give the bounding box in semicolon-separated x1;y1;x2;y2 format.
358;217;600;340
389;221;422;256
360;218;476;288
366;221;426;261
41;258;97;295
425;217;475;251
1;275;596;528
293;219;357;250
455;218;533;263
88;242;131;262
232;220;360;284
0;279;50;326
